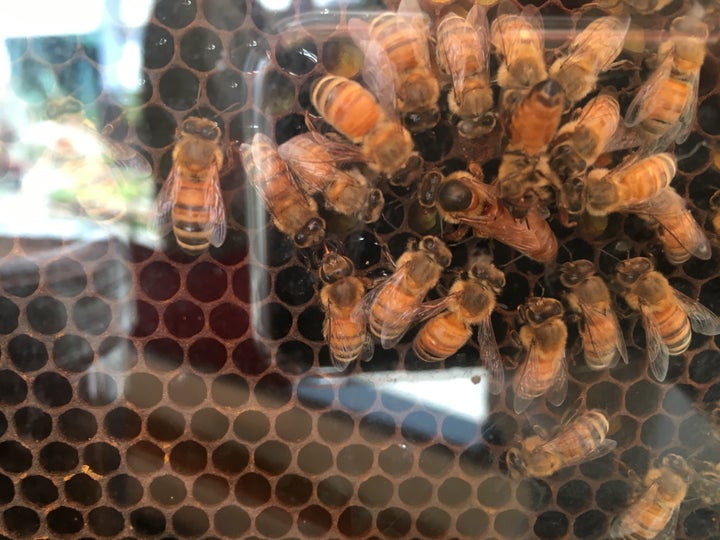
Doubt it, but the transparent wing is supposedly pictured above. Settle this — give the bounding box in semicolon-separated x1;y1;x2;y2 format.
347;18;398;116
580;303;628;368
640;302;670;381
675;71;700;145
206;163;227;247
513;339;542;414
625;54;674;127
673;289;720;336
478;316;504;395
569;15;630;71
152;167;179;237
546;349;568;407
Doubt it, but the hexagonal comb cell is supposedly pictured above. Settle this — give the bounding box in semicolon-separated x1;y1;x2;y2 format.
1;1;719;539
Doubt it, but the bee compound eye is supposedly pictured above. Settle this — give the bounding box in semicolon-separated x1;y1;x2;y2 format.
438;179;472;212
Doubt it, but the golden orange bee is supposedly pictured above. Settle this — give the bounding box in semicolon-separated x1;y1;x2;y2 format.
615;257;720;381
609;454;692;539
278;133;384;223
513;297;568;413
368;235;452;349
507;409;617;477
560;259;628;370
310;75;414;175
155;117;227;255
413;258;505;394
435;5;495;138
240;133;325;248
319;252;373;369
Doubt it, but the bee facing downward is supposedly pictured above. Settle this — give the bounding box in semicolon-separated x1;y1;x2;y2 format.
319;252;373;369
155;116;226;255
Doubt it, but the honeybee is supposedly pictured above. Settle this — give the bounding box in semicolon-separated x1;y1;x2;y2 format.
412;258;505;394
435;6;495;138
155;117;227;254
560;260;628;370
709;189;720;234
348;6;440;132
609;454;691;539
319;252;374;369
278;133;384;223
615;257;720;381
513;297;568;414
43;97;152;224
311;75;414;175
635;187;711;265
690;459;720;506
240;133;325;248
625;16;708;152
548;15;630;108
417;169;558;262
490;1;547;114
548;94;621;222
497;79;564;216
507;410;617;478
584;153;677;217
368;235;452;348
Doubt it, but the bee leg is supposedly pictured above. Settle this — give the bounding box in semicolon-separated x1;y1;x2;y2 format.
443;223;470;243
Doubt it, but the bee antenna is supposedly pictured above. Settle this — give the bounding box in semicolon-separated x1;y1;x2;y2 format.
675;140;709;162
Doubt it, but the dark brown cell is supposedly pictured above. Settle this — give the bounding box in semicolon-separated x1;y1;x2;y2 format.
84;442;121;475
229;30;270;72
147;406;185;441
27;296;67;334
99;336;137;371
254;440;291;475
317;475;353;507
168;372;207;407
317;410;353;443
0;298;19;334
191;408;229;441
53;335;93;372
130;506;166;536
124;372;163;408
359;411;395;443
210;302;250;339
169;440;207;475
127;441;165;474
419;444;455;476
180;27;222;72
164;300;205;338
275;407;312;442
159;67;199;110
358;475;393;507
255;372;292;408
46;257;86;296
417;507;451;538
105;474;143;507
8;334;47;371
20;475;58;505
78;372;118;406
14;406;50;442
214;505;251;538
276;340;314;374
155;0;196;28
338;506;372;537
130;300;159;337
275;31;318;76
398;477;432;506
93;259;131;299
104;407;142;440
457;507;490;537
337;444;374;475
72;296;111;335
145;337;184;372
212;373;250;407
297;442;333;475
173;505;210;537
438;477;471;507
33;372;72;407
0;257;39;297
47;505;84;534
494;509;530;537
58;408;97;441
187;261;227;302
235;473;271;506
88;507;124;537
596;479;632;512
0;474;14;504
212;441;250;475
232;265;270;303
189;337;226;373
150;475;186;506
65;473;102;506
379;443;414;477
299;505;333;537
232;338;271;375
481;411;518;446
3;506;40;537
298;305;325;341
140;261;180;300
276;474;313;506
640;414;675;449
0;370;27;405
255;303;293;340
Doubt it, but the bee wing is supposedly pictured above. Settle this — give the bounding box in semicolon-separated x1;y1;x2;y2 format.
513;339;543;414
478;315;504;395
546;349;568;407
673;289;720;336
625;53;674;127
454;4;491;103
206;163;227;247
674;71;700;145
568;15;630;71
580;303;629;367
640;302;670;381
608;482;663;538
347;18;398;116
536;429;617;469
153;167;180;237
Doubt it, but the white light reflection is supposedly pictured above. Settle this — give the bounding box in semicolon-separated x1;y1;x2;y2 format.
357;367;490;423
0;0;103;38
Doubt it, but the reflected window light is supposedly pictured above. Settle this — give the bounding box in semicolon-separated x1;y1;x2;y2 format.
257;0;293;13
0;0;103;38
117;0;154;28
357;368;491;423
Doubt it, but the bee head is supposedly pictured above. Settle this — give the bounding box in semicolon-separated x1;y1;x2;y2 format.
615;257;652;286
294;217;326;248
438;178;473;213
549;142;586;181
470;261;505;292
420;236;452;268
559;260;595;288
418;170;443;208
320;253;354;284
358;188;385;224
403;108;441;133
457;112;497;139
182;118;221;142
524;297;563;324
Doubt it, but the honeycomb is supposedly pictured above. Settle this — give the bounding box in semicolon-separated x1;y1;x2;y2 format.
0;0;720;538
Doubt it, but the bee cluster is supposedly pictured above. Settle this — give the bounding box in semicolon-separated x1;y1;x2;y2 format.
1;0;720;538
